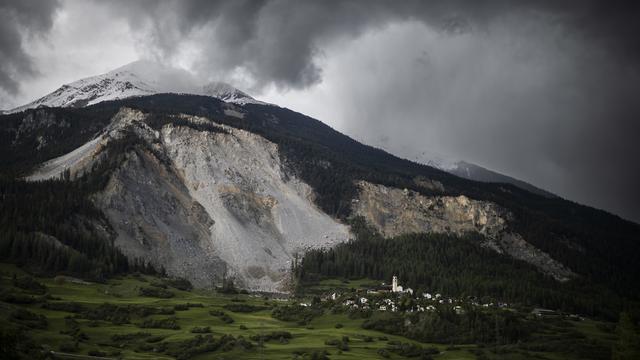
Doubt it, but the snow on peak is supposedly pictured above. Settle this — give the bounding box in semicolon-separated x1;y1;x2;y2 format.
9;60;264;113
202;81;264;105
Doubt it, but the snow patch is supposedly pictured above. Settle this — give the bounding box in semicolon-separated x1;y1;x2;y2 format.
10;60;266;113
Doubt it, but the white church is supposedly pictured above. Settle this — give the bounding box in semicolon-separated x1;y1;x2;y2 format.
391;275;413;295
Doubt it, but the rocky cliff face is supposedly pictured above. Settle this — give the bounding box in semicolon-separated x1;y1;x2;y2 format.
27;108;349;292
353;181;574;281
157;118;350;291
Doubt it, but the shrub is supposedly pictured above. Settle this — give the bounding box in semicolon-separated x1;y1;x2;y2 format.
9;309;48;329
0;292;37;304
191;326;211;333
271;305;322;325
164;278;193;291
363;336;374;342
42;301;86;313
12;276;47;295
377;348;390;358
174;304;189;311
335;323;343;329
223;303;268;313
138;317;180;330
325;339;340;346
250;331;292;343
59;342;77;353
139;286;174;298
111;332;151;342
209;310;234;324
145;335;164;343
80;303;130;324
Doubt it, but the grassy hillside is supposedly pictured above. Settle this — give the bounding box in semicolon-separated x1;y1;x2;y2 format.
1;263;632;360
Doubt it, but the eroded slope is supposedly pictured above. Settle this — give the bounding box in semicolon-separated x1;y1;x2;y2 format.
27;108;349;292
353;181;574;281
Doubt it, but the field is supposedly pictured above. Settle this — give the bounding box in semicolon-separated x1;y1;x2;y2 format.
0;264;620;360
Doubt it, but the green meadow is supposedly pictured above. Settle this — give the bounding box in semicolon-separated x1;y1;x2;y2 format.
0;264;622;359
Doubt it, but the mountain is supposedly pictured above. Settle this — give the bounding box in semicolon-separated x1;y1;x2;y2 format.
394;147;557;198
1;64;639;317
8;60;263;114
445;161;556;198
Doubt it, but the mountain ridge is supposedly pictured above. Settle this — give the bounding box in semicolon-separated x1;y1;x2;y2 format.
8;61;564;200
8;60;264;114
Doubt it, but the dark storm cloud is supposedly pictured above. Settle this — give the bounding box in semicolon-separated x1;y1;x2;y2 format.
96;0;640;90
0;0;59;95
2;0;639;223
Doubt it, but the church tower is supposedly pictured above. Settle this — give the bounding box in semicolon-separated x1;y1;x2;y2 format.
392;275;398;292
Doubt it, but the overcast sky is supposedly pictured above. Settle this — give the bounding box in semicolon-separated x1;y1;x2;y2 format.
1;0;639;223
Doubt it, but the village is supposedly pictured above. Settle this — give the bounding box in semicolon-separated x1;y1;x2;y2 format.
295;275;576;320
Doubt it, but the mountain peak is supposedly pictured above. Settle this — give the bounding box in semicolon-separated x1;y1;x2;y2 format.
9;60;263;113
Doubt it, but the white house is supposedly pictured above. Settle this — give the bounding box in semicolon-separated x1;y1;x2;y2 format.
405;288;414;295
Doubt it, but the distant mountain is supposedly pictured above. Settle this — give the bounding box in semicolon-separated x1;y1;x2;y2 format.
380;146;557;199
8;60;263;114
446;161;556;198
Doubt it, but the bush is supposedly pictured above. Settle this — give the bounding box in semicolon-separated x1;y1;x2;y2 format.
145;335;164;343
80;303;130;324
377;348;390;358
42;301;86;313
164;277;193;291
59;342;78;353
335;323;343;328
223;303;268;313
110;332;151;342
271;305;322;325
250;331;292;343
138;317;180;330
191;326;211;333
174;304;189;311
139;286;174;298
12;276;47;295
9;309;48;329
209;310;234;324
0;292;37;304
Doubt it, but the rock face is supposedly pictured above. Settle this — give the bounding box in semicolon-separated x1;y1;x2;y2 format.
353;181;507;239
28;108;349;292
353;181;574;281
158;120;350;291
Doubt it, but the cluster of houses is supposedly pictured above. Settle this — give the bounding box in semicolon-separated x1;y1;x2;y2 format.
316;275;511;315
294;276;583;321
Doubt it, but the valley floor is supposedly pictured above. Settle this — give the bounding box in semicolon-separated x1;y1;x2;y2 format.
0;263;620;360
